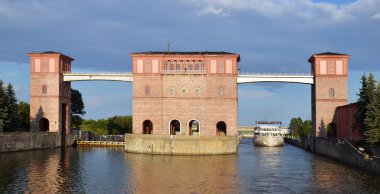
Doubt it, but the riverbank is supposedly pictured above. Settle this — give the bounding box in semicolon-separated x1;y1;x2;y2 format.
285;137;380;176
0;132;77;152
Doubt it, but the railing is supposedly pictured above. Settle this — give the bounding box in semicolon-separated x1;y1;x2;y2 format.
238;72;313;76
63;72;132;75
162;70;206;74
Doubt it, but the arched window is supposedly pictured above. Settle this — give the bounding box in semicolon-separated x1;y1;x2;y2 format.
329;88;335;98
142;120;153;134
170;120;181;135
188;120;200;135
216;121;227;136
39;117;49;131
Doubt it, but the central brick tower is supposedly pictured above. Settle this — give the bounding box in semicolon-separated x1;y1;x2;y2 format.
130;51;240;136
309;52;350;137
28;51;73;135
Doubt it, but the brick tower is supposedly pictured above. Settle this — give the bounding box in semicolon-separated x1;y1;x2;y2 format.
309;52;350;137
28;51;73;135
130;51;240;136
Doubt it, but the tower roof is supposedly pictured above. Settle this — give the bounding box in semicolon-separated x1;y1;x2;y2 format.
308;52;349;62
27;51;74;61
131;51;240;62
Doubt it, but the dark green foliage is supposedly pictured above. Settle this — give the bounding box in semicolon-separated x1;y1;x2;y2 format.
355;74;368;131
81;115;132;135
18;101;30;131
0;80;7;131
71;88;86;128
364;82;380;145
289;117;312;138
107;115;132;135
5;84;19;131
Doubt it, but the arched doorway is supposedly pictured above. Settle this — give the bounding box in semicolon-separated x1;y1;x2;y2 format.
216;121;226;136
188;120;200;135
327;123;337;138
39;117;49;131
170;120;181;135
142;120;153;134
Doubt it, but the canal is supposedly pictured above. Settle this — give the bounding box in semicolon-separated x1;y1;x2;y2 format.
0;138;379;193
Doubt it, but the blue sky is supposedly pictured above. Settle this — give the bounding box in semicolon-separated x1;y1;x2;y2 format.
0;0;379;126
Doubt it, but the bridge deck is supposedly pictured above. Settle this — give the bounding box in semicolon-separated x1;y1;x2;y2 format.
63;72;314;84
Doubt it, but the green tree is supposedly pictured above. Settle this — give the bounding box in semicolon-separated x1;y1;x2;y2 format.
300;119;312;138
364;82;380;145
4;84;19;131
289;117;303;138
355;73;377;133
71;88;86;129
107;115;132;135
355;74;368;131
81;119;108;135
18;101;30;131
0;80;9;132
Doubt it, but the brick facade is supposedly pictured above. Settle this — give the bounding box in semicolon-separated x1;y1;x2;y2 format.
309;53;350;137
28;52;72;134
131;52;240;136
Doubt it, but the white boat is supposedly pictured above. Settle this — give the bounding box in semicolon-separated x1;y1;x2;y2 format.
253;121;284;147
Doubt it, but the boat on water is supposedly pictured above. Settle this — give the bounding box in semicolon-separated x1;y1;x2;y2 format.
253;121;284;147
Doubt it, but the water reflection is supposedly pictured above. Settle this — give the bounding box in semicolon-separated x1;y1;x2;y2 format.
0;139;379;193
125;153;239;193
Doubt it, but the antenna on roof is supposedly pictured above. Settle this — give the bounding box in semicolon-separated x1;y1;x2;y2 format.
167;38;173;52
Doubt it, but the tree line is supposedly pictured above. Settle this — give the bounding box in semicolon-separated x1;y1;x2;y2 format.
80;115;132;135
0;80;29;132
356;73;380;145
288;117;312;139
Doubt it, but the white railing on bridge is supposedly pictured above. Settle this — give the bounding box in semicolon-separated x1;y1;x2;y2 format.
237;72;314;84
63;72;133;82
162;70;206;74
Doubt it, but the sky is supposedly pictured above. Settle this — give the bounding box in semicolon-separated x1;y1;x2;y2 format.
0;0;380;126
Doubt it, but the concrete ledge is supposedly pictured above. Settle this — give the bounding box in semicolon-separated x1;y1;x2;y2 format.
0;132;77;152
125;134;238;155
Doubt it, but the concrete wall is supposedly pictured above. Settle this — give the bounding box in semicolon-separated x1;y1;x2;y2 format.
285;137;380;176
125;134;238;155
0;132;77;152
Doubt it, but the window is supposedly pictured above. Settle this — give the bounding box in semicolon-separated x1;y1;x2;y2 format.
164;61;168;70
201;61;205;71
176;61;181;72
329;88;334;98
41;59;48;72
328;61;334;74
145;59;151;73
170;61;175;71
42;85;47;94
218;60;225;73
145;86;150;95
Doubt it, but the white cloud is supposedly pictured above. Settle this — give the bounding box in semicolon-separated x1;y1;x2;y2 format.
182;0;380;24
199;5;230;17
372;12;380;19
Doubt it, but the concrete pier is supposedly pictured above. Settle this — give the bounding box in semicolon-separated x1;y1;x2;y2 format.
125;134;239;155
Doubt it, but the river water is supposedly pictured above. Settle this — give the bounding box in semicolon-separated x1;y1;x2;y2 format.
0;138;379;193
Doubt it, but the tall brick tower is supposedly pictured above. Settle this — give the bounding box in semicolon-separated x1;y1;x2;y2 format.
28;51;73;135
309;52;350;137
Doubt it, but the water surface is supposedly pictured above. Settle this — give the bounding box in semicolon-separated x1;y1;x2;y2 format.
0;139;379;193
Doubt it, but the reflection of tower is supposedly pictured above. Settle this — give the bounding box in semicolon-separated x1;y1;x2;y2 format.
28;52;73;135
309;52;350;137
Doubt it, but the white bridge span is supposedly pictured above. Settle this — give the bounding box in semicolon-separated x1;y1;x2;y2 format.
63;72;314;84
63;73;133;82
237;73;314;84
